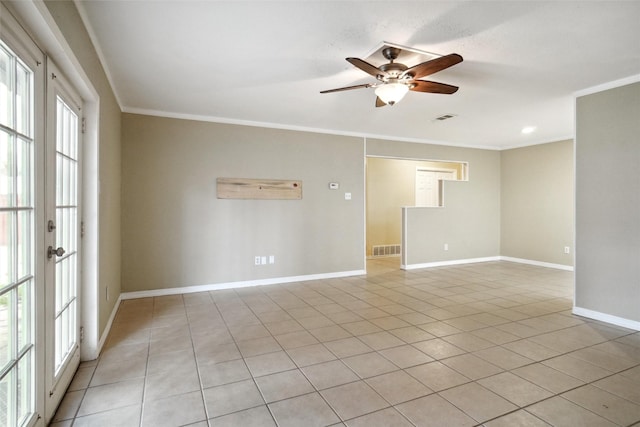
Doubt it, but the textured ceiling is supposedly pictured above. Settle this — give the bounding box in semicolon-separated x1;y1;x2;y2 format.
76;1;640;149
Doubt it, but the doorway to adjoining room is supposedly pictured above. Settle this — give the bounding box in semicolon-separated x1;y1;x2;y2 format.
365;156;467;270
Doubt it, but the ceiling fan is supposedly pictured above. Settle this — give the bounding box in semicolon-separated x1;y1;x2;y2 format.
321;47;463;107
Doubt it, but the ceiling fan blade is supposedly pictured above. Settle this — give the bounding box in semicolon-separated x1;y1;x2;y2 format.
401;53;463;80
410;80;459;94
320;83;372;94
346;58;386;78
375;96;386;107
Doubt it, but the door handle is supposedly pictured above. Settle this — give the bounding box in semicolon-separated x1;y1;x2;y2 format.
48;246;66;259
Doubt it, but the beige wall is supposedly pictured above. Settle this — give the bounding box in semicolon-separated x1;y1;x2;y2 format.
118;116;576;294
122;119;507;290
121;114;365;292
367;139;501;264
44;1;122;337
404;180;498;265
575;82;640;324
501;140;574;266
366;157;464;256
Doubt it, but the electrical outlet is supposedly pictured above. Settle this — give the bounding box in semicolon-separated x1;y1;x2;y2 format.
444;243;449;251
255;256;261;265
269;255;275;264
564;246;570;254
261;256;267;265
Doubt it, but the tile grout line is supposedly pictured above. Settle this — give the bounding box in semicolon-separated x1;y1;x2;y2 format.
135;296;156;427
208;289;280;426
185;292;214;427
53;262;639;426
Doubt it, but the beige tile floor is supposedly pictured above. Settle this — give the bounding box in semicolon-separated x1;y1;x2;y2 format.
50;259;640;426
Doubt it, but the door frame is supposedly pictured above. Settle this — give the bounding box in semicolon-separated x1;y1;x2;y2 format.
365;155;468;271
415;167;457;207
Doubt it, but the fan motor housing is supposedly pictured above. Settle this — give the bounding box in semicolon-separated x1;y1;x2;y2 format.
379;62;408;77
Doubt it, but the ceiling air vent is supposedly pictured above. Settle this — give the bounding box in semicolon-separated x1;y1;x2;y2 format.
435;114;456;121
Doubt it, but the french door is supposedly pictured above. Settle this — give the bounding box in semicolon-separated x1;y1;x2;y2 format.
0;22;43;427
44;65;82;421
1;6;83;425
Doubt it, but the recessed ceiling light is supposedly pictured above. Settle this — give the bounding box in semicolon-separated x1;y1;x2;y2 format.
521;126;536;134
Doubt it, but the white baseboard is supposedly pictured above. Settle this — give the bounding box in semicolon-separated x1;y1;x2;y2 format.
82;293;122;361
99;294;122;351
500;256;574;271
402;256;501;270
401;256;574;271
121;269;366;300
573;306;640;331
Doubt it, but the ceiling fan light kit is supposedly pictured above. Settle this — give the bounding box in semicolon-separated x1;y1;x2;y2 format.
375;82;409;105
321;45;463;107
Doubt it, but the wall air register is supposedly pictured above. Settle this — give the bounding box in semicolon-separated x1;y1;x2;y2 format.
372;244;401;257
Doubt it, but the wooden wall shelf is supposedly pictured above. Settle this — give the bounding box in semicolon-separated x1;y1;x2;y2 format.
217;178;302;200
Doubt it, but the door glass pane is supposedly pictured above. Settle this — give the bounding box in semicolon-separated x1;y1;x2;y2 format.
17;281;31;352
0;44;12;128
16;136;32;209
55;154;62;206
15;62;31;137
0;211;13;289
0;287;13;368
0;368;14;427
16;210;30;281
62;103;69;157
1;130;13;209
17;349;33;425
53;96;79;375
